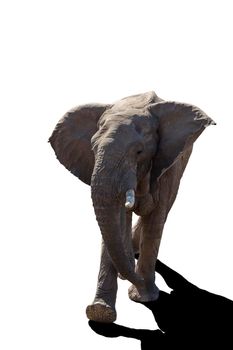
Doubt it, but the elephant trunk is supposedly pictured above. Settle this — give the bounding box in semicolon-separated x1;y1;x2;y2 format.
92;190;143;287
91;150;143;288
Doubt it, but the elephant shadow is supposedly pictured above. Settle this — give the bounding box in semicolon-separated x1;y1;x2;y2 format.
89;259;233;349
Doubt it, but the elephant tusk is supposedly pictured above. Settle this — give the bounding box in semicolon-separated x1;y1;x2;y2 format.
125;189;135;209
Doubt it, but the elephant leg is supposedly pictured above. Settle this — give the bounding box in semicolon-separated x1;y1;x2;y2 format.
129;148;193;302
86;209;133;322
129;166;181;302
132;219;142;255
119;210;135;275
132;169;155;254
86;240;118;323
129;212;164;302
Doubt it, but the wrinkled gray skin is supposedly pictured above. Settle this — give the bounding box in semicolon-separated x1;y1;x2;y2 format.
49;91;215;323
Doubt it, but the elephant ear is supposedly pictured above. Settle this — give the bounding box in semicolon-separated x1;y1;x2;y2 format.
149;101;216;183
49;103;111;185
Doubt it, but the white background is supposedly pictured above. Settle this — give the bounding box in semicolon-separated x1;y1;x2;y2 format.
0;1;232;349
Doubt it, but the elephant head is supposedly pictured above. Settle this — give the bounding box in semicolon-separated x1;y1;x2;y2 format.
49;91;214;289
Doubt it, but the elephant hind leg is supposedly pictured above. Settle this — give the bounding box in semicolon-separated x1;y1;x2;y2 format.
118;218;140;280
132;217;143;255
129;211;163;303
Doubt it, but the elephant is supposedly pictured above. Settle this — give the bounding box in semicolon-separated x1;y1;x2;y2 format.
49;91;215;323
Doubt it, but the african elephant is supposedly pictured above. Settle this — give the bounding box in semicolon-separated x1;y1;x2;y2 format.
49;91;215;323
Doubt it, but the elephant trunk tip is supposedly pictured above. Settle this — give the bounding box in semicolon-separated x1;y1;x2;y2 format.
125;189;135;209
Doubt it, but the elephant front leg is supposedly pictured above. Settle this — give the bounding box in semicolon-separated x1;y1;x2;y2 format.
86;240;118;323
129;212;165;302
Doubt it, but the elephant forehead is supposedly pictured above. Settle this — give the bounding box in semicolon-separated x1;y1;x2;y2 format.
100;108;151;124
100;112;132;123
98;110;157;138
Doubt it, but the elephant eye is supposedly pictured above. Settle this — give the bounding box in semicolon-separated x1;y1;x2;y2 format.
135;142;144;157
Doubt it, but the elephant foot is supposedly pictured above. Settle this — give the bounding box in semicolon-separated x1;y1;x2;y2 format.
86;300;116;323
128;283;159;303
